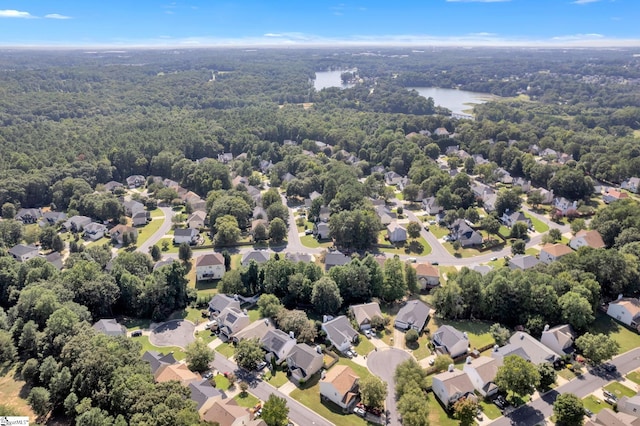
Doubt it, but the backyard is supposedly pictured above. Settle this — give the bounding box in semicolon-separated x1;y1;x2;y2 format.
427;318;495;350
591;313;640;353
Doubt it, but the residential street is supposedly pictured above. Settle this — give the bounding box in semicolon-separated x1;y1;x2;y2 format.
211;353;334;426
367;348;413;426
136;206;175;254
489;347;640;426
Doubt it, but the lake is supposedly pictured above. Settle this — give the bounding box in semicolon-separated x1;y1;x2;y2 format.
408;87;496;115
313;69;356;91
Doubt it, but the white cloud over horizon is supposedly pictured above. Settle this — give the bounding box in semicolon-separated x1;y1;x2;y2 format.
0;9;34;18
572;0;601;4
45;14;72;20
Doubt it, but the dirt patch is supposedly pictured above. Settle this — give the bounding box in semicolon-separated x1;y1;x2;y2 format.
0;366;36;421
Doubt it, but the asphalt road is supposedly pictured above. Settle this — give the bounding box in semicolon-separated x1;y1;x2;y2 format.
211;353;334;426
136;205;175;254
489;347;640;426
367;348;413;426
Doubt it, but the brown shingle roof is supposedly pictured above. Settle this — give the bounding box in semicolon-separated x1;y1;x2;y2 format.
155;363;200;385
575;230;606;248
541;243;573;257
322;365;359;396
413;263;439;277
196;253;225;267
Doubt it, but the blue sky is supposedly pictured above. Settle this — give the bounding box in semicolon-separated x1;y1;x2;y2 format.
0;0;638;47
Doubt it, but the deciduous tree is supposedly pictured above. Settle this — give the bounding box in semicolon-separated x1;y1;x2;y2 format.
575;332;619;364
234;338;264;371
261;394;289;426
185;339;215;372
359;376;387;410
495;355;540;399
553;393;584;426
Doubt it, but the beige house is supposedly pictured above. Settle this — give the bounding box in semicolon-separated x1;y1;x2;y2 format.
412;263;440;289
432;368;477;408
203;399;256;426
463;356;499;397
539;243;573;264
196;253;226;281
607;296;640;329
155;363;200;385
350;302;382;331
569;229;606;250
187;210;207;229
320;365;360;411
540;324;575;356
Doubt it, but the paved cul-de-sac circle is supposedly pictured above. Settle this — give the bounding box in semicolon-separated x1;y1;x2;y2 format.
149;319;195;349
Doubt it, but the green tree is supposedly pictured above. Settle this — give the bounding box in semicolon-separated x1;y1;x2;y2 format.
178;242;192;263
156;187;179;203
575;332;620;364
405;329;419;346
381;257;407;302
553;393;584;426
481;215;501;241
495;355;540;399
511;239;526;255
453;396;479;426
404;262;418;295
214;215;241;246
359;375;387;410
261;394;289;426
406;221;421;240
51;234;64;253
261;188;282;210
489;323;511;346
1;202;16;219
537;362;557;391
510;222;529;239
495;189;522;216
403;184;420;202
276;309;317;343
184;339;215;372
21;359;39;384
257;294;283;318
425;143;440;160
234;338;265;371
269;217;287;243
28;387;51;419
311;277;343;314
149;245;162;262
0;330;16;362
570;219;586;235
433;354;454;373
253;222;269;241
397;388;430;426
527;190;543;209
558;292;594;330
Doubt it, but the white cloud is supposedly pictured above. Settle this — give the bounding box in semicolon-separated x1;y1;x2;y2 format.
0;9;34;18
45;14;72;20
468;32;498;37
572;0;600;4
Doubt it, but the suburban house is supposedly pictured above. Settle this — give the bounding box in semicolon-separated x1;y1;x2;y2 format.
463;356;499;397
203;399;256;426
471;182;494;199
375;205;394;226
318;206;331;222
313;222;330;239
513;178;531;193
540;324;575;356
586;408;640;426
195;253;226;281
508;254;541;271
63;215;92;232
536;188;555;204
187;210;207;229
126;175;145;188
217;152;234;163
44;252;64;270
8;244;39;262
422;196;443;215
320;365;359;411
384;171;403;186
553;197;578;216
501;210;532;229
285;252;314;263
413;263;440;290
40;211;67;227
324;250;351;271
492;331;559;366
132;210;149;227
123;200;145;217
483;193;498;213
261;329;296;363
286;343;324;383
387;223;407;243
540;148;558;159
142;351;177;376
155;362;201;385
434;127;450;138
432;325;469;358
110;224;138;245
394;300;432;333
103;181;124;192
217;307;250;340
173;228;199;245
603;188;629;204
208;294;241;315
622;177;640;194
15;208;43;224
569;229;606;250
450;219;483;247
188;379;223;414
92;319;126;337
259;160;274;174
607;296;640;329
350;302;382;331
617;394;640;418
232;318;275;344
539;243;573;264
322;316;359;353
241;250;270;267
431;368;477;408
83;222;108;241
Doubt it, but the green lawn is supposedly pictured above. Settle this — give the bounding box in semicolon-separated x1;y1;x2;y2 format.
213;374;231;390
301;235;332;249
410;333;432;361
627;370;640;385
430;226;449;239
524;212;549;233
354;336;375;356
558;368;577;381
591;313;640;353
136;217;165;247
428;395;458;426
604;382;636;398
234;392;259;408
194;279;218;299
248;308;261;322
427;318;494;350
336;358;374;381
150;208;165;218
159;238;179;253
131;335;185;360
378;236;432;256
168;306;202;324
196;330;218;345
263;369;289;388
478;399;502;420
216;342;236;359
395;192;404;200
524;247;539;256
582;395;606;414
121;317;152;331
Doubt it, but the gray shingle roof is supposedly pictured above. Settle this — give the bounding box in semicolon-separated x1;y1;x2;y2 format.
92;319;126;337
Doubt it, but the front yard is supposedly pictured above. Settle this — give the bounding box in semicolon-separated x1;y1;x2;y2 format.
591;313;640;353
136;216;165;246
377;234;432;256
604;382;636;399
131;335;185;360
582;395;606;415
216;342;236;359
427;318;495;350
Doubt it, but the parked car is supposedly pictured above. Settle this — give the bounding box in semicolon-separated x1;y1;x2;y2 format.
345;350;354;359
131;330;142;337
255;361;267;371
603;390;617;401
490;256;498;261
603;363;617;373
428;358;435;366
364;329;372;339
431;261;439;266
408;257;417;263
494;395;508;410
584;408;593;417
203;371;213;379
304;229;313;235
605;396;617;405
353;407;366;417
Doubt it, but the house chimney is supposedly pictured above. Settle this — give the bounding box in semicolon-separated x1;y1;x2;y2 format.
316;345;322;354
493;345;499;352
543;324;550;332
448;364;455;372
466;356;472;364
289;331;295;339
618;294;624;301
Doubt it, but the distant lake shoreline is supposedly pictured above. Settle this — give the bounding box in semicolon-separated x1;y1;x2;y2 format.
408;87;497;116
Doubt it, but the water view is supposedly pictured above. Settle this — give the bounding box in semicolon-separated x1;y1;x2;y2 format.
408;87;496;116
313;69;356;91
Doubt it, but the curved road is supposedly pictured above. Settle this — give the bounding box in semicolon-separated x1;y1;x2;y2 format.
367;348;413;426
136;205;175;254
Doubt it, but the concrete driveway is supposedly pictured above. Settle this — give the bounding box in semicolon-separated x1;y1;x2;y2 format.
367;347;413;426
149;319;195;349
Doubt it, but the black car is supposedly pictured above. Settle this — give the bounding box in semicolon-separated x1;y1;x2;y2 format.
494;396;507;410
584;408;593;417
603;363;617;372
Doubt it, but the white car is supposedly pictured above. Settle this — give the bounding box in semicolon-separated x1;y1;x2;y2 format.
353;407;366;417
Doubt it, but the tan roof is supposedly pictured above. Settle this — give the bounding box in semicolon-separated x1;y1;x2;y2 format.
413;263;439;277
322;365;359;397
155;363;200;385
465;356;498;383
196;253;225;267
435;369;475;397
607;189;628;199
612;298;640;318
541;243;573;257
574;230;606;248
203;399;250;426
594;408;640;426
350;302;382;326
